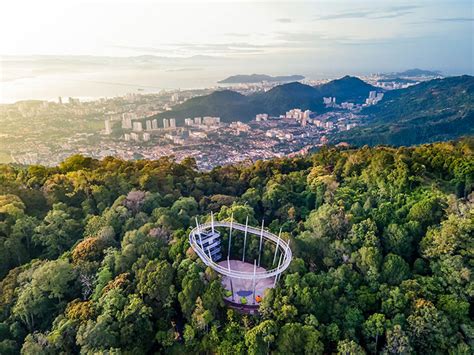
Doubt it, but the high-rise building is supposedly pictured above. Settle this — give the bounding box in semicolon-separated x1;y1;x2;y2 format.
143;132;151;141
163;118;169;129
146;120;152;131
194;117;202;125
185;118;193;126
104;119;112;134
152;119;158;130
133;121;143;132
122;114;133;129
170;118;176;128
124;133;131;141
130;132;140;141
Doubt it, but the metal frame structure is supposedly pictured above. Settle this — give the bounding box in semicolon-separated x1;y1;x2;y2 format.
189;214;292;283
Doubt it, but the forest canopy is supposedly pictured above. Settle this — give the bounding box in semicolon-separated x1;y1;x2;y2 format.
0;139;473;354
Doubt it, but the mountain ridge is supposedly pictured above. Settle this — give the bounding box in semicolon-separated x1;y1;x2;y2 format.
334;75;474;146
158;76;378;122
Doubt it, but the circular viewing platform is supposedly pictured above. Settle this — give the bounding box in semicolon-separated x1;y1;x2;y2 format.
189;216;292;307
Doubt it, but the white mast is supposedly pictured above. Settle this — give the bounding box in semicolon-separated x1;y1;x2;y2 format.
195;217;203;249
274;252;283;287
242;215;248;262
252;259;257;304
227;255;234;301
211;212;215;234
272;228;282;266
257;219;264;267
227;212;233;258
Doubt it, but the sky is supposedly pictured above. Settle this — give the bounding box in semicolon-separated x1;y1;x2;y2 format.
0;0;472;102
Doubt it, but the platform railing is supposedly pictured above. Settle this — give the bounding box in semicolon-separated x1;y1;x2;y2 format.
189;221;292;280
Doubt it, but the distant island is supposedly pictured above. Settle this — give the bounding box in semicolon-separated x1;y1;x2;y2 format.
383;68;442;78
218;74;305;84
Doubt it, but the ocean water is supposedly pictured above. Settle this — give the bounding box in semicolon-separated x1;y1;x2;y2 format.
0;56;229;103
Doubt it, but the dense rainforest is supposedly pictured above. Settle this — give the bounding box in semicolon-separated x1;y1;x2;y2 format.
0;139;473;354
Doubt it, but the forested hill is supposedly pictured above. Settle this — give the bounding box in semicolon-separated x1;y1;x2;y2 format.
158;76;378;123
335;75;474;146
0;139;473;354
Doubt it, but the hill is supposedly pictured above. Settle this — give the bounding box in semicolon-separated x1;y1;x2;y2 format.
159;90;260;123
158;76;378;122
0;140;472;354
250;81;320;115
316;75;380;102
334;75;474;146
218;74;305;84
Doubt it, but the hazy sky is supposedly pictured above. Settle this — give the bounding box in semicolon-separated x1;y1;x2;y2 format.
1;0;472;74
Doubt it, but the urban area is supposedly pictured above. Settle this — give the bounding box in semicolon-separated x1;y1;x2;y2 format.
0;74;417;170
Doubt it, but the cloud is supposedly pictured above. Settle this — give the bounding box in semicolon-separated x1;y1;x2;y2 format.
276;18;292;23
316;5;418;21
436;17;474;22
165;67;202;72
274;31;428;49
110;42;271;57
224;33;248;37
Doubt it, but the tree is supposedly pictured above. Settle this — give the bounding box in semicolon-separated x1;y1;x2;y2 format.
382;224;413;260
381;254;410;285
407;299;452;353
32;259;76;301
245;320;277;355
363;313;386;352
33;203;82;258
276;323;323;355
382;325;412;355
136;260;174;312
337;339;366;355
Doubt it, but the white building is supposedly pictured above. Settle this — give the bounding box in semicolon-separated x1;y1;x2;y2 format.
124;133;131;141
194;117;202;125
185;118;194;126
152;119;158;130
163;118;169;129
130;132;140;141
170;118;176;128
143;132;151;141
104;120;112;135
122;112;137;129
132;121;143;132
255;113;269;121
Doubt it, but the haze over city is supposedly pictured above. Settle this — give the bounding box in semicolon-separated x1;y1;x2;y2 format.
1;0;473;102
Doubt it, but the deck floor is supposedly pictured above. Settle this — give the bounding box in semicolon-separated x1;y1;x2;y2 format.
217;259;275;305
